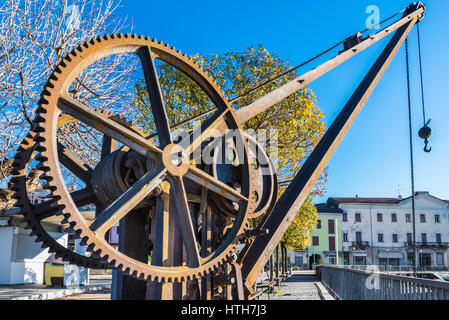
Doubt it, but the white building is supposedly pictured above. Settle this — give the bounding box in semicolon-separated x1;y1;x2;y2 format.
317;192;449;270
0;207;89;285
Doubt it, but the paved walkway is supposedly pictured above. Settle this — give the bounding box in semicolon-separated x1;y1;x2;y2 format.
259;271;334;300
0;275;112;300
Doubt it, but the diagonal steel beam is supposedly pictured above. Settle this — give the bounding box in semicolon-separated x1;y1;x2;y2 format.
239;6;421;288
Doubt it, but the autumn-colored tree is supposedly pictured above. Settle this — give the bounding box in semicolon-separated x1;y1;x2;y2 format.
133;45;326;249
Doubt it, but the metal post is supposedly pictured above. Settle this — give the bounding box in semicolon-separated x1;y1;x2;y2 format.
336;219;339;266
112;207;150;300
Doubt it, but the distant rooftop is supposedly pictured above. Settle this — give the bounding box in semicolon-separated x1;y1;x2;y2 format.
315;192;449;212
315;202;343;213
328;197;400;205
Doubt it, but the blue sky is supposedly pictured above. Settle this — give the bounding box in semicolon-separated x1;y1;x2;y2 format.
116;0;449;203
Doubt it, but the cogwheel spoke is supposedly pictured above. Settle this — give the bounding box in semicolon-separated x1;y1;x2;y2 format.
58;95;162;157
168;176;201;268
138;46;172;147
33;188;96;221
185;165;248;203
57;142;93;184
179;109;229;156
89;167;167;236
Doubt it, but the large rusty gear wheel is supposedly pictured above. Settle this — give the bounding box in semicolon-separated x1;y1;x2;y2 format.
31;34;253;283
10;111;143;269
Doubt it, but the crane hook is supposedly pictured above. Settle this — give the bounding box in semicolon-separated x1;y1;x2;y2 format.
423;139;432;153
418;121;432;153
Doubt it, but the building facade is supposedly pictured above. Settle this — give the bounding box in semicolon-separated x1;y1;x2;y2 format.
289;211;343;269
317;192;449;270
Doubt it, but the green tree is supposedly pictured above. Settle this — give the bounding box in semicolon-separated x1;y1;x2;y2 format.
133;45;326;249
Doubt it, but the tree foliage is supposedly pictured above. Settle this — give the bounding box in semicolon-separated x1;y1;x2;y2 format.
133;45;327;249
281;196;318;250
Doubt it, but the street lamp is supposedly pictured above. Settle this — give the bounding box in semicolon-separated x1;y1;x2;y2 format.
419;249;423;275
386;248;390;273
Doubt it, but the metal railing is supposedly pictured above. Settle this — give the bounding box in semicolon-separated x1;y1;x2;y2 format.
318;265;449;300
404;242;449;248
350;241;370;249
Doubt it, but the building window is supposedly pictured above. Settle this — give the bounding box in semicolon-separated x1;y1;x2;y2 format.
435;215;441;223
420;214;426;223
377;213;383;222
355;213;361;222
421;233;427;244
329;237;336;251
312;236;319;246
317;220;321;229
436;233;442;244
406;214;411;223
378;234;384;243
392;234;398;243
342;213;348;222
407;233;412;244
437;253;444;266
343;233;348;243
328;220;335;234
356;232;362;244
391;213;397;222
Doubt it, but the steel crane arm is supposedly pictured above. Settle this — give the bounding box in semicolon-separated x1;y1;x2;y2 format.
239;2;425;291
236;2;425;123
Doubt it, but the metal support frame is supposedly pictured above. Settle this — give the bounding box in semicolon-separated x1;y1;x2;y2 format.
112;207;150;300
239;3;423;290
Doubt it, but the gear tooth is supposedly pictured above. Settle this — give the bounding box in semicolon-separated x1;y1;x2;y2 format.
33;134;45;143
125;33;130;38
117;33;123;39
34;235;43;243
59;60;66;68
69;48;78;57
34;115;45;123
42;184;57;192
102;34;108;41
54;252;62;259
86;244;95;252
110;34;115;39
40;174;53;182
64;226;75;233
79;237;88;246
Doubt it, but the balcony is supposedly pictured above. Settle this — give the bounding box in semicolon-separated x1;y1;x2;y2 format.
350;241;370;250
404;242;449;248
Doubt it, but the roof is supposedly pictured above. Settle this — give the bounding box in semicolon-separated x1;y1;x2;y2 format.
315;202;343;213
328;197;400;205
